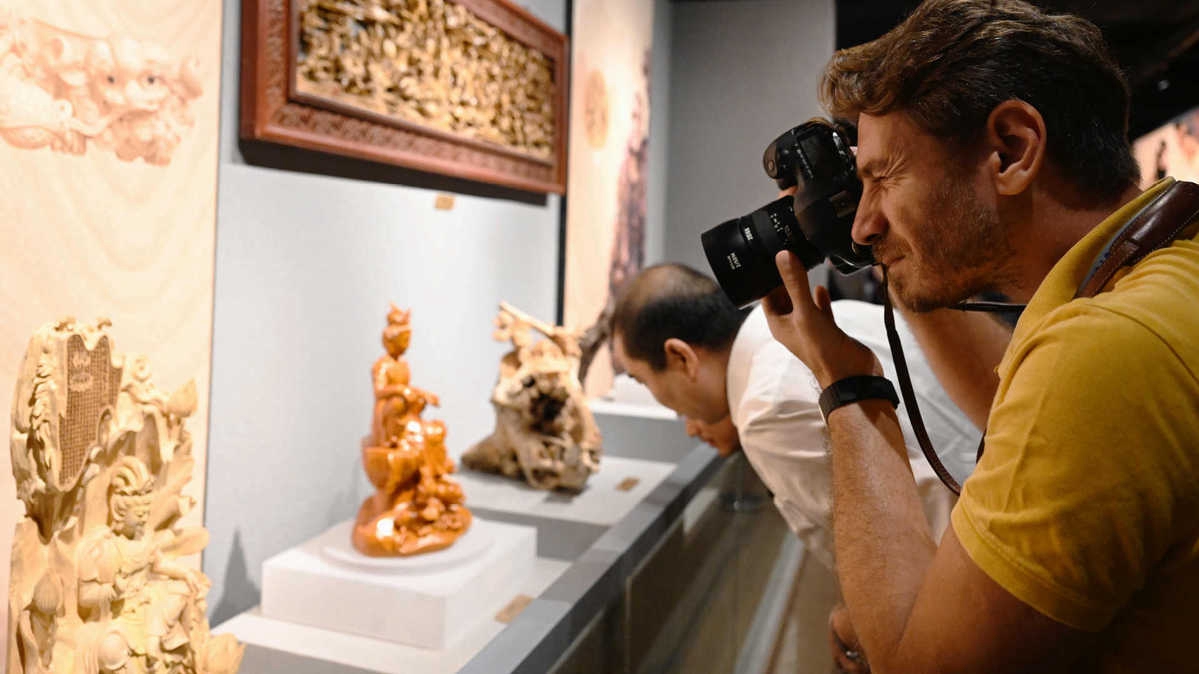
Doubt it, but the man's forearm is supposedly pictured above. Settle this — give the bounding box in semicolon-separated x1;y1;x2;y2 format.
829;399;937;672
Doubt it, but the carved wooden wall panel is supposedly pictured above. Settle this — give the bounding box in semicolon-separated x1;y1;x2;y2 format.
241;0;568;194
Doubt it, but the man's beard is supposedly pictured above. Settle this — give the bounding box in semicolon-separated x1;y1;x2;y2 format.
880;174;1013;312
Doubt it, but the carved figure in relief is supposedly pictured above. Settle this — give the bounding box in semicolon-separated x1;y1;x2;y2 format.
16;574;63;674
6;318;242;674
0;11;203;163
353;306;471;556
77;457;209;673
297;0;555;159
463;303;602;491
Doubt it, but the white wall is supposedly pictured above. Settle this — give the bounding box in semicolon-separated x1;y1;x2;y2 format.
203;0;569;623
663;0;835;272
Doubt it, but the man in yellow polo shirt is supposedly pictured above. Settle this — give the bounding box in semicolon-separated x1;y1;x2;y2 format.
758;0;1199;672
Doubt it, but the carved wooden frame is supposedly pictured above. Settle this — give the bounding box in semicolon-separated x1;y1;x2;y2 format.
240;0;568;194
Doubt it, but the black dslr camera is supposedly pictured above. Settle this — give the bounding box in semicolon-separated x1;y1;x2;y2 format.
701;118;874;308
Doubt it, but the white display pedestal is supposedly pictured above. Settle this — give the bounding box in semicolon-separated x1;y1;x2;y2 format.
261;518;536;649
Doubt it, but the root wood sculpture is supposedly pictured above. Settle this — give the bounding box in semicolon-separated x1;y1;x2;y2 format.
463;303;602;491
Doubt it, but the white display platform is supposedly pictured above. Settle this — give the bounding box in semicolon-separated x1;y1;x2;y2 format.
453;455;676;526
216;557;570;674
261;518;535;649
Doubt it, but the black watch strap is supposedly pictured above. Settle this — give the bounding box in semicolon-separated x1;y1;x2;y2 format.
818;375;900;420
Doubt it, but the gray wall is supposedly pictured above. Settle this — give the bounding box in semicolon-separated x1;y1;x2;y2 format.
663;0;835;272
645;0;673;266
204;0;568;623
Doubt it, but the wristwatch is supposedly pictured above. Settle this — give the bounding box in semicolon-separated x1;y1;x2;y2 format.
818;375;900;421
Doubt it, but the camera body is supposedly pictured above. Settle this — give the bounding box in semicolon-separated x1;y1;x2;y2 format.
701;118;873;308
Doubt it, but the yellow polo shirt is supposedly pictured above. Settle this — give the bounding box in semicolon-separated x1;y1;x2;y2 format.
952;178;1199;672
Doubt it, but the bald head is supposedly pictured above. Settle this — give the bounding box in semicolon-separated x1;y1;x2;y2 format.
612;263;749;371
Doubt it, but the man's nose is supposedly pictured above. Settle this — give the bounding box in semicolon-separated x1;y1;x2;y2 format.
851;193;886;247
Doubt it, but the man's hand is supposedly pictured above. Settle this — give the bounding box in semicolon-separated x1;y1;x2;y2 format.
761;250;881;388
829;603;870;673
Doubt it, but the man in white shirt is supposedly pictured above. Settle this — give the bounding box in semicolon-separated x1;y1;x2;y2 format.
611;263;978;568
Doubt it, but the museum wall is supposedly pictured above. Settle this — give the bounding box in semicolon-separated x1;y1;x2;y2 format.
202;0;677;623
663;0;835;273
646;0;673;268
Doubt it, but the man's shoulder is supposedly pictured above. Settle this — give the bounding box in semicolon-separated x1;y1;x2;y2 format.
1092;238;1199;358
1010;298;1189;385
993;297;1199;464
732;334;821;427
1032;275;1198;370
736;299;886;358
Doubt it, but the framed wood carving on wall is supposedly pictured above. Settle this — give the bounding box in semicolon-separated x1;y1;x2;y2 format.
240;0;568;194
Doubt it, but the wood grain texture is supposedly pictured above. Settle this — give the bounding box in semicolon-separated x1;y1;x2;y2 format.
562;0;653;398
0;0;222;664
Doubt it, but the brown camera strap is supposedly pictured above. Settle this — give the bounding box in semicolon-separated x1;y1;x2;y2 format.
1074;181;1199;299
883;293;965;492
887;180;1199;495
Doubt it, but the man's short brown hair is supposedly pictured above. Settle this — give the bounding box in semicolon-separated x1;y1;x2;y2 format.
822;0;1139;201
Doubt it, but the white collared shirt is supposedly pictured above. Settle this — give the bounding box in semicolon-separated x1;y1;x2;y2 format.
727;300;978;569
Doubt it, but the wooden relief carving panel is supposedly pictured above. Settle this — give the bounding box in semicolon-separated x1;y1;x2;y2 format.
242;0;568;194
0;0;222;667
297;0;555;160
7;319;243;674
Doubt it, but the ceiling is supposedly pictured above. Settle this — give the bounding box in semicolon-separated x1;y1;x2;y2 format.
834;0;1199;139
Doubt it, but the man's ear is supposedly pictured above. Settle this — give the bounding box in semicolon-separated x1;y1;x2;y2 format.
984;99;1047;196
663;338;700;381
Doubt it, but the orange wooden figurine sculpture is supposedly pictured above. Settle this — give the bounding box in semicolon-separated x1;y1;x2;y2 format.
352;306;471;556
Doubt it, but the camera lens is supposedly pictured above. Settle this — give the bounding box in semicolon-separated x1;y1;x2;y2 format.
701;196;825;308
702;118;873;306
